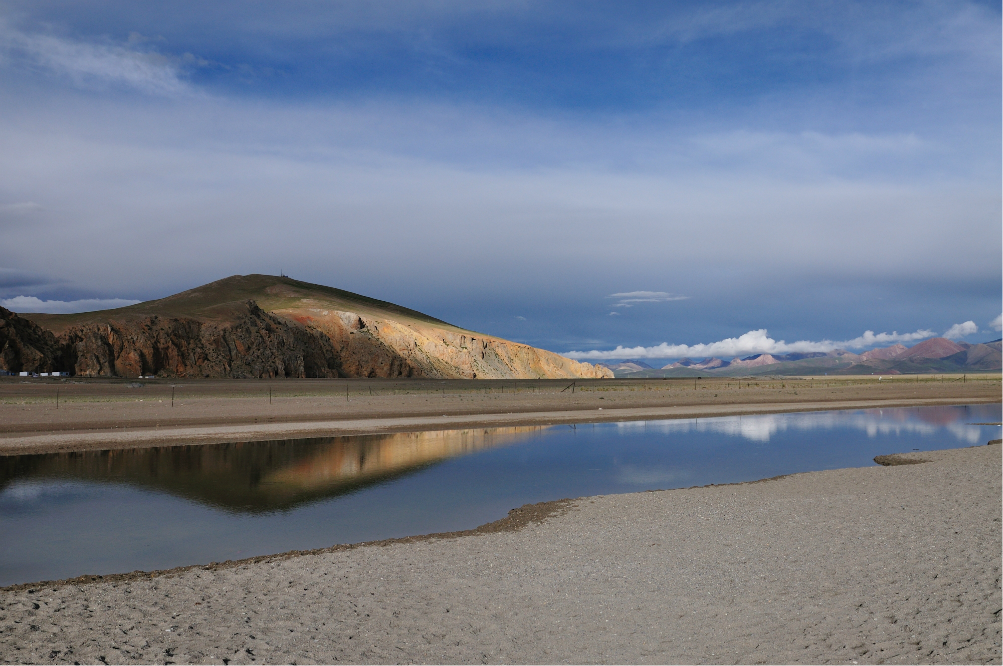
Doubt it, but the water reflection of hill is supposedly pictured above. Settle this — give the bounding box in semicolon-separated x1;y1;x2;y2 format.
0;427;546;513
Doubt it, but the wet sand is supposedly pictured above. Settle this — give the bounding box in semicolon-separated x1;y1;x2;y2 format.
1;443;999;664
1;375;998;453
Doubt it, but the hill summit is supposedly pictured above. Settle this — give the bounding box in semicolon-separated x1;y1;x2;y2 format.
4;275;612;380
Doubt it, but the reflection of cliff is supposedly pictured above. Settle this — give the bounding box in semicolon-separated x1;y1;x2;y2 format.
0;427;546;512
262;427;541;492
906;405;982;427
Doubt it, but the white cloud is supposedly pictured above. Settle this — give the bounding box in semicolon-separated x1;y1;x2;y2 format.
943;320;978;340
563;327;935;360
0;296;140;314
0;85;997;306
838;329;935;348
0;5;996;335
0;22;192;96
0;201;42;215
990;314;1002;332
691;130;925;168
608;291;689;307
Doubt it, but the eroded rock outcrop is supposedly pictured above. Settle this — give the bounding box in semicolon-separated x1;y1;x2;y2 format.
60;302;341;379
11;274;614;380
0;306;62;374
279;306;611;380
49;302;611;380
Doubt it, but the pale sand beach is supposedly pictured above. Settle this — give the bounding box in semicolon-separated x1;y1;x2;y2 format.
1;442;999;664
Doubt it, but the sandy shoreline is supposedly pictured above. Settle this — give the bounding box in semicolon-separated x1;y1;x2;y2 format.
1;375;998;454
0;397;996;455
1;443;999;664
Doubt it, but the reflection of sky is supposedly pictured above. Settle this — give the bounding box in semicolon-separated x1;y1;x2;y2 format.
615;406;1000;444
613;464;692;487
0;480;93;508
1;403;999;586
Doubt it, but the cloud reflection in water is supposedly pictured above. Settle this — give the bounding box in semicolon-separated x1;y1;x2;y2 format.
614;406;988;444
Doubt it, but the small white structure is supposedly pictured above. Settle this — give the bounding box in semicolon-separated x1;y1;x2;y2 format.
19;372;28;377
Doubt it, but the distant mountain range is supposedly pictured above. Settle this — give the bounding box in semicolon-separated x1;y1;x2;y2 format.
598;337;1002;377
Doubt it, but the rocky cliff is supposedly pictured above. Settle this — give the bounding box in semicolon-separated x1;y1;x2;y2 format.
15;275;613;380
0;307;63;373
59;301;340;379
287;305;610;380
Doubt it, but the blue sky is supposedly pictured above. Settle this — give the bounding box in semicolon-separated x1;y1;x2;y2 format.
0;1;999;359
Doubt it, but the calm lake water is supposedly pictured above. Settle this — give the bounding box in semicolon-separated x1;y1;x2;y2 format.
1;403;999;587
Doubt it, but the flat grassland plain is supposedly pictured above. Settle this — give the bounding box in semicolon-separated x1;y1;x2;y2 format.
0;376;1000;664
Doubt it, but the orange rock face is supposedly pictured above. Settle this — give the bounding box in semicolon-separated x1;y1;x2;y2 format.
14;275;613;380
267;304;611;380
40;300;610;380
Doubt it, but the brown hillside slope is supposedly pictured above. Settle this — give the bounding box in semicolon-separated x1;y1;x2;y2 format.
22;275;611;380
896;337;964;360
861;343;907;360
943;343;1003;370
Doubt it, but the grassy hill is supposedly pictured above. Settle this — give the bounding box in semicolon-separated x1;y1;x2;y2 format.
10;275;611;380
27;274;454;334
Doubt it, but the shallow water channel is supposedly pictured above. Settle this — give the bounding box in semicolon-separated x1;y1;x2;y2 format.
1;403;999;587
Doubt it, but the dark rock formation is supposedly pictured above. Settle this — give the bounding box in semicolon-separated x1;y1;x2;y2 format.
0;307;62;373
59;301;342;379
1;299;429;379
